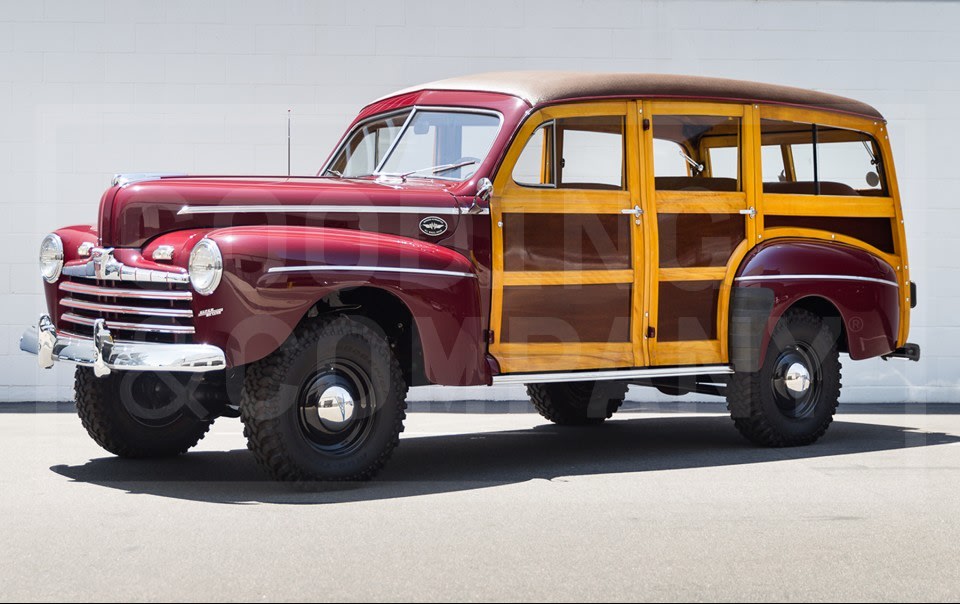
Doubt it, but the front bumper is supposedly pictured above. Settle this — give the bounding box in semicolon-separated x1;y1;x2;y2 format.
19;314;226;376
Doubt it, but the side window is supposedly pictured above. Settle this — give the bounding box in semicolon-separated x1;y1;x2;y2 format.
760;144;787;182
652;115;741;192
761;120;885;196
513;116;624;190
817;134;884;194
558;117;624;189
707;146;738;180
653;139;689;177
513;122;554;186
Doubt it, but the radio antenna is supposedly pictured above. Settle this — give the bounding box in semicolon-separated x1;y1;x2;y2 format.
286;109;291;176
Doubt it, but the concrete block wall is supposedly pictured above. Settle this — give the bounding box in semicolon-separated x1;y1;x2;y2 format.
0;0;955;403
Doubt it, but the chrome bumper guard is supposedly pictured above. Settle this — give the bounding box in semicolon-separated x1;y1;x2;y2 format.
19;314;226;377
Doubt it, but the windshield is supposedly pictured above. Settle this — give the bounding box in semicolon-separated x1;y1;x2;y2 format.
325;109;501;180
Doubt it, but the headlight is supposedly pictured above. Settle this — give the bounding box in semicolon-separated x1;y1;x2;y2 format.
188;238;222;295
39;233;64;283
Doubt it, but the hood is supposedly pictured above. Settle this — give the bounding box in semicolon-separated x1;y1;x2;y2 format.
100;176;463;248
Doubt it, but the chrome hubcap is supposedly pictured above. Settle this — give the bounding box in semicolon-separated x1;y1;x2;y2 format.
297;360;375;456
772;344;821;419
782;362;812;397
315;385;355;429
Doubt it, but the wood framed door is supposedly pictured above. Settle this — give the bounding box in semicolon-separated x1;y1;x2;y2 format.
489;101;648;374
640;101;760;366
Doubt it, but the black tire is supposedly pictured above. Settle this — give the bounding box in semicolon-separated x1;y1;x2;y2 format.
527;381;629;425
726;307;842;447
240;315;408;481
74;367;213;458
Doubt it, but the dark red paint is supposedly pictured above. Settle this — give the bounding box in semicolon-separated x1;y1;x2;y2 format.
735;239;900;362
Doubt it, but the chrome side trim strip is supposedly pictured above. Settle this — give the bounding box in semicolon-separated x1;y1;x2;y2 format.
61;313;196;335
177;204;465;216
492;365;734;385
61;297;194;318
266;265;476;279
60;281;193;301
735;274;899;288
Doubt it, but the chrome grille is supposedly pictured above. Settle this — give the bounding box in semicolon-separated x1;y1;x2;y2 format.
57;278;195;344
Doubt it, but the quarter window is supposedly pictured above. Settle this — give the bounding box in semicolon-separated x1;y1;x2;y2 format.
760;120;885;196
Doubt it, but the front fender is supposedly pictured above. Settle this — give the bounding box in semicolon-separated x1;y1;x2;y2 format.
188;226;487;385
730;238;900;371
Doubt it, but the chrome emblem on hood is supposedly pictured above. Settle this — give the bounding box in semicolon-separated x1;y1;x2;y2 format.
419;216;448;237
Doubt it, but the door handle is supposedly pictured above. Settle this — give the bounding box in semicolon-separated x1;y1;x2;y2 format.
621;205;643;224
739;207;757;218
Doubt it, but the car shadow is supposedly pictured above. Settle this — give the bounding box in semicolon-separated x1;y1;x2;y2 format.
50;414;959;505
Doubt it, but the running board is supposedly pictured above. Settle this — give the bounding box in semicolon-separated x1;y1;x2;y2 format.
491;365;734;385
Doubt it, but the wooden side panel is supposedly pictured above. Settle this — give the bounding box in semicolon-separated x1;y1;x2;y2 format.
657;213;746;268
656;280;721;342
501;283;632;344
502;213;631;272
764;216;895;254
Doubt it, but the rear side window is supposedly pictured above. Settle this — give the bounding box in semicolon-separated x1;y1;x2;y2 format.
513;116;624;190
760;120;886;196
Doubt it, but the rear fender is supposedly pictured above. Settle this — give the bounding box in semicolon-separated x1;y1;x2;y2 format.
191;226;487;386
730;239;900;371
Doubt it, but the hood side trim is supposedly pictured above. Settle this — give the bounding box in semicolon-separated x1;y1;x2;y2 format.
177;204;487;216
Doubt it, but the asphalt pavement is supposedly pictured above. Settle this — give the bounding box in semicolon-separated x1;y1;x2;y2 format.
1;400;959;602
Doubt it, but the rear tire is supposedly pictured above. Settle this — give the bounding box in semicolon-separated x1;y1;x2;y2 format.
726;308;842;447
74;367;213;458
527;381;628;425
240;315;407;481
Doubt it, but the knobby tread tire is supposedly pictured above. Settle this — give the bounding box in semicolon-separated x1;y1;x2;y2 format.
527;381;629;426
74;367;211;458
240;315;408;481
726;308;842;447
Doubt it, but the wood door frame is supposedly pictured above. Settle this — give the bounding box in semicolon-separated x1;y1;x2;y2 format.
640;100;759;366
489;100;647;373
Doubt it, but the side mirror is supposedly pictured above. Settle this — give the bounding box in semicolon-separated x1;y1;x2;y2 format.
476;177;493;202
466;177;493;215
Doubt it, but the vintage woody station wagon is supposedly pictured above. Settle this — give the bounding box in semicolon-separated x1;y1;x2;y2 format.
21;72;919;481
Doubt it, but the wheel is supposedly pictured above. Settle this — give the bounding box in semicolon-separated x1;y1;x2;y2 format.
527;381;628;425
726;307;842;447
74;367;213;458
240;315;408;481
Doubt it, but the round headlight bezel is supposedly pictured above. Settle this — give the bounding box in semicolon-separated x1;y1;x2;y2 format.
39;233;64;283
188;238;223;296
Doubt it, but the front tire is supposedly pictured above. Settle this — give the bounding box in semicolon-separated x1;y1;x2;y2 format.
726;308;842;447
74;367;213;458
240;315;408;481
527;381;628;425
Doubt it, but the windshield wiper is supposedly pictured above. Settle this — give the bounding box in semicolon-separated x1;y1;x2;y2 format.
397;160;477;180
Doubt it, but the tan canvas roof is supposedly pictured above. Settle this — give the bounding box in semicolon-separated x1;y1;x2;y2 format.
384;71;883;120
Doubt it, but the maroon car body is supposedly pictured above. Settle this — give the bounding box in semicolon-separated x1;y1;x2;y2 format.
20;72;919;480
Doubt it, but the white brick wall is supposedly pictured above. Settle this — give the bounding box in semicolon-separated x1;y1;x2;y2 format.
0;0;956;403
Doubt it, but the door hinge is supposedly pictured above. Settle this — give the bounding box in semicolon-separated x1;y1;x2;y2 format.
646;326;656;339
642;118;650;131
483;329;495;344
739;206;757;218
